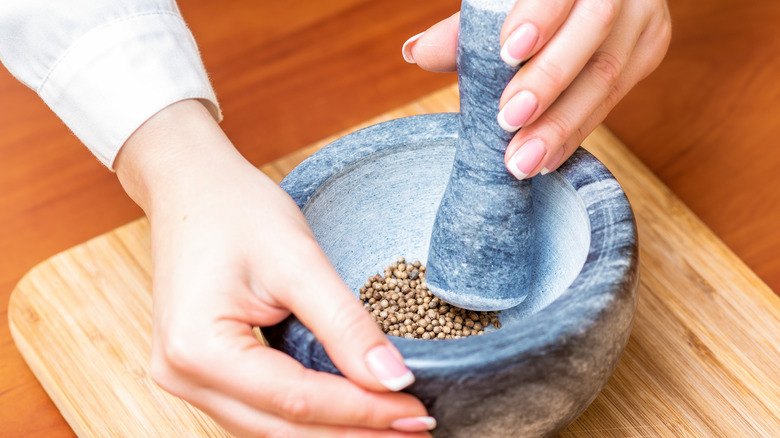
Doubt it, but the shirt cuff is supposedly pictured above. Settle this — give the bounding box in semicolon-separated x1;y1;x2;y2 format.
38;11;222;169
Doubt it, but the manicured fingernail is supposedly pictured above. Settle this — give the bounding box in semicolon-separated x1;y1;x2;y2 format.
391;416;437;432
500;23;539;67
365;345;415;391
541;148;565;175
402;32;424;64
508;138;547;180
497;90;538;132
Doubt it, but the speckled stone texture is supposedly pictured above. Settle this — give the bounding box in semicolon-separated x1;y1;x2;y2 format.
265;113;639;437
426;0;534;311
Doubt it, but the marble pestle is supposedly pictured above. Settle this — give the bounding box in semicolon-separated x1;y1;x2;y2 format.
425;0;534;311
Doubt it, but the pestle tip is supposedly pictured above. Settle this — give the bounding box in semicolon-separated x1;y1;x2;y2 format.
427;283;527;312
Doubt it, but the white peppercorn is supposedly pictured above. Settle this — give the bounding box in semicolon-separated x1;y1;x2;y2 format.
359;260;501;340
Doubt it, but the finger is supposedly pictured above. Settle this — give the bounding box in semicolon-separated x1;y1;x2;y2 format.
504;1;643;179
498;0;621;132
154;323;430;429
499;0;576;66
402;12;459;72
255;237;417;394
545;13;672;173
193;387;434;438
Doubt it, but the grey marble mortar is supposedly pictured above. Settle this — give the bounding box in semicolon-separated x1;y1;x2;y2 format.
263;113;639;437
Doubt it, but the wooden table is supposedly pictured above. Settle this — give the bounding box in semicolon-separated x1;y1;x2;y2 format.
9;85;780;437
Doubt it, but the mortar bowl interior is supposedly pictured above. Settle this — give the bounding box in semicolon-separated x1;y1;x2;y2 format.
264;113;639;437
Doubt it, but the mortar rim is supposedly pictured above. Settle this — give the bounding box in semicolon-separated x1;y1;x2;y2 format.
272;113;638;374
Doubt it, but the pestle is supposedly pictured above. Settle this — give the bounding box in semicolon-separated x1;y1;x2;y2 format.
425;0;534;311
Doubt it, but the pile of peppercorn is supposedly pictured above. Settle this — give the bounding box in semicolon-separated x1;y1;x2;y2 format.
360;258;501;340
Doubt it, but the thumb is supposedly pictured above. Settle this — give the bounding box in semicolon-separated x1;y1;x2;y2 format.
402;12;459;72
268;240;415;393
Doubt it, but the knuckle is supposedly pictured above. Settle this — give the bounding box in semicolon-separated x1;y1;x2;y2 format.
602;82;625;112
283;396;312;423
636;17;672;79
272;391;311;422
149;329;208;392
271;375;313;422
585;50;624;88
148;353;177;394
573;123;591;147
542;111;572;144
580;0;620;26
654;19;673;58
162;335;202;373
567;134;584;153
548;0;574;17
534;57;568;90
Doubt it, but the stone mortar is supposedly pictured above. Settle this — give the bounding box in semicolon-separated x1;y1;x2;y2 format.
263;112;639;436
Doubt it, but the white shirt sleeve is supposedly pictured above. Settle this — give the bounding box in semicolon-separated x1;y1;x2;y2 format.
0;0;221;168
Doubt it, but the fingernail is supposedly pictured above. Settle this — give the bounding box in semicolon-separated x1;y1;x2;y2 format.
391;416;437;432
497;90;538;132
365;345;415;391
402;32;424;64
508;138;547;180
541;148;565;175
500;23;539;67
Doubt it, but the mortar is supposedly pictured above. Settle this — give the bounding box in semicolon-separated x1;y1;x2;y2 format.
263;1;639;436
263;113;638;436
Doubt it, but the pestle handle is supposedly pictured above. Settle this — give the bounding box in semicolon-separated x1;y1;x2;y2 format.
425;0;535;311
456;0;520;173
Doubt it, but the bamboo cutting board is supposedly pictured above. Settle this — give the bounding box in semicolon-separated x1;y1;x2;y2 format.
9;85;780;437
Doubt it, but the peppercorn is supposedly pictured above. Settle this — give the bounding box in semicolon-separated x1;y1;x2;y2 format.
359;259;501;340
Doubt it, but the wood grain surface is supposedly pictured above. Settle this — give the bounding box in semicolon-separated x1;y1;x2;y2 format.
10;85;780;437
0;1;457;436
4;0;780;436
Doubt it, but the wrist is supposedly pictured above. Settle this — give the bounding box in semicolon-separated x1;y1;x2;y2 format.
115;99;247;217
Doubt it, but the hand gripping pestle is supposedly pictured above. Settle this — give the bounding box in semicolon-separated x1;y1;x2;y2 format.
425;0;534;311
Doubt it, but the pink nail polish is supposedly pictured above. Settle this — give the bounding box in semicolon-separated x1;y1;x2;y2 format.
402;32;423;64
500;23;539;67
391;416;437;432
541;148;565;175
508;139;547;180
365;345;415;391
497;90;538;132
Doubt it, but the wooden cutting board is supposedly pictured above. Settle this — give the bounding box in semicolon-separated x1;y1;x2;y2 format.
9;85;780;437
